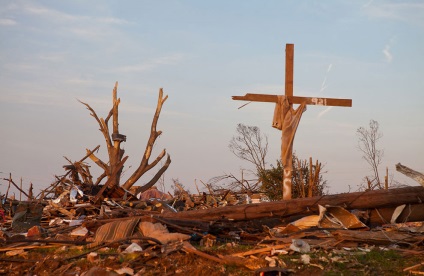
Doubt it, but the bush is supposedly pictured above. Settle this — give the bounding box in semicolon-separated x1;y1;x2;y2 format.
259;154;327;200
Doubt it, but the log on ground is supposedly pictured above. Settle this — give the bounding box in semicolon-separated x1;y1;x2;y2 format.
159;186;424;222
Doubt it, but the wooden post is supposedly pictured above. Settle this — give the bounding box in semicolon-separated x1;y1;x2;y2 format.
308;157;312;197
385;167;388;190
28;183;33;200
5;174;11;200
297;160;305;198
20;177;22;201
285;43;294;98
313;160;321;196
282;44;294;200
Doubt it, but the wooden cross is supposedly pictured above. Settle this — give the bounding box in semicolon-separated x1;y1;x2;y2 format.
232;44;352;200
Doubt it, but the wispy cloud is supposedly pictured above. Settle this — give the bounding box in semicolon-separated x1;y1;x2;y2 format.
0;18;17;26
362;1;424;27
20;3;129;25
21;4;79;21
243;84;283;94
96;17;129;25
317;64;333;119
9;2;132;44
4;62;38;71
320;63;332;93
318;106;333;119
66;77;97;86
382;44;392;63
117;54;185;73
382;37;396;63
362;0;374;8
38;53;66;62
0;90;69;107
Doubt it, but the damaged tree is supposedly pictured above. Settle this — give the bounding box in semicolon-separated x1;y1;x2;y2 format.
79;82;171;196
396;163;424;187
357;120;384;190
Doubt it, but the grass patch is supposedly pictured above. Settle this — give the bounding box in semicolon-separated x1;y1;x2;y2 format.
31;247;58;254
323;249;409;276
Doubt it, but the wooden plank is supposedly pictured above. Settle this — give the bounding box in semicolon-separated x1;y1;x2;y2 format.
232;93;352;107
285;44;294;98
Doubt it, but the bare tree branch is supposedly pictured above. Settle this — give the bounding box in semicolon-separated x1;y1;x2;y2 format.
86;148;109;173
135;154;172;194
229;124;268;173
122;88;169;190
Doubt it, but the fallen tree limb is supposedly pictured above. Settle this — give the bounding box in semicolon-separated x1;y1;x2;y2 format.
5;239;89;246
35;145;101;199
151;216;205;237
231;244;289;257
182;241;224;264
331;229;422;245
1;176;30;199
396;163;424;187
160;186;424;222
181;241;254;269
0;245;58;252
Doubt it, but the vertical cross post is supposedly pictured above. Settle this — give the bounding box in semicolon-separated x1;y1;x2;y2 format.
285;44;294;98
282;44;294;200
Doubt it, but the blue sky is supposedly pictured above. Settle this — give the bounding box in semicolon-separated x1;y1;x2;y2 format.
1;0;423;196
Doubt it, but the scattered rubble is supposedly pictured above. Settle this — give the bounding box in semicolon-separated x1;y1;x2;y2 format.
1;170;424;275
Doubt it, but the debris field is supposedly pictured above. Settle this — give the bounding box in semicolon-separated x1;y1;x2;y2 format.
1;173;424;275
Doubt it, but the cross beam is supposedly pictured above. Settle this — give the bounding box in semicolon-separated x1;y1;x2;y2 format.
232;43;352;200
232;93;352;107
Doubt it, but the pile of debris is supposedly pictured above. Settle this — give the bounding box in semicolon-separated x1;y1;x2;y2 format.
0;163;423;275
0;181;423;274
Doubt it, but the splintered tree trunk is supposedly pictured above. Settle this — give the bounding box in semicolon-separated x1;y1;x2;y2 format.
160;186;424;222
79;82;126;188
80;83;171;193
111;83;124;186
